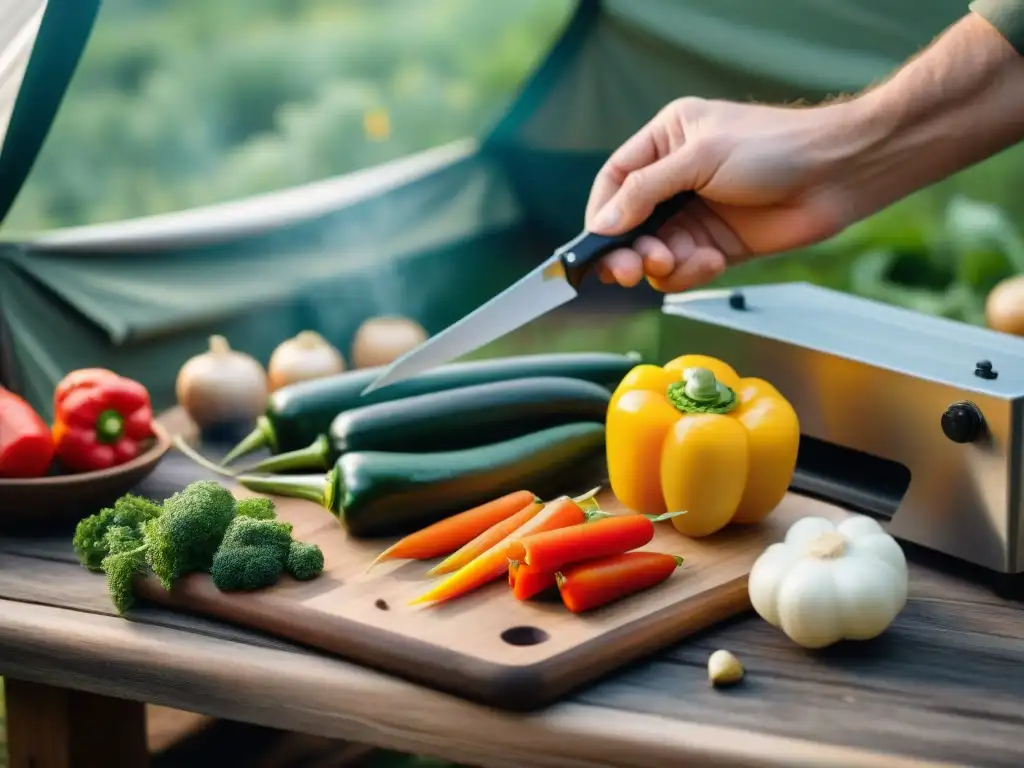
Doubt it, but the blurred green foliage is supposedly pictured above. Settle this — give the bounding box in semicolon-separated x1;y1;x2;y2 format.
5;0;574;231
7;0;1024;333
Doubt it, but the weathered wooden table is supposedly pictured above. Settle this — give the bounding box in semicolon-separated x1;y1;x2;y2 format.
1;412;1022;768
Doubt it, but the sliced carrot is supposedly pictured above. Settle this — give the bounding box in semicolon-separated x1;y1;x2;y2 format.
505;509;685;573
508;560;520;588
427;500;543;577
511;563;557;601
367;490;537;571
409;495;595;607
556;552;684;613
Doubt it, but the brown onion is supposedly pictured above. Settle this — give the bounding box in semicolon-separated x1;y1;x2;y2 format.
175;335;268;427
351;316;428;369
268;331;345;391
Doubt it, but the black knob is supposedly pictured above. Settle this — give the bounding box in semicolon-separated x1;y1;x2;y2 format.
975;360;998;380
728;290;746;310
941;401;985;444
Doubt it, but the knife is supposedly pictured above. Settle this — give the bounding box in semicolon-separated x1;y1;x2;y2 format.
362;190;695;395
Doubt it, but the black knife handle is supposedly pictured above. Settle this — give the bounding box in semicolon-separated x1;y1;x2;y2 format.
562;190;695;286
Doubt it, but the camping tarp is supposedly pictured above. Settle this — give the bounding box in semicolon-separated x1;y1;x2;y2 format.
0;0;975;416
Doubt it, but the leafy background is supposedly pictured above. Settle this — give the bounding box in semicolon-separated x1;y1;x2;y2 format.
4;0;1024;764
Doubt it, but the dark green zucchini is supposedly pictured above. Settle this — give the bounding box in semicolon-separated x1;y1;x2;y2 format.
242;376;612;473
222;351;639;464
235;421;606;538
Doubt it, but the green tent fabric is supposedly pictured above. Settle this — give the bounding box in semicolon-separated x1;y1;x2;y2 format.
0;0;975;416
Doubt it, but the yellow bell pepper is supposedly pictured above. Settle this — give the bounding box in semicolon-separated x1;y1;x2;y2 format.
606;354;800;538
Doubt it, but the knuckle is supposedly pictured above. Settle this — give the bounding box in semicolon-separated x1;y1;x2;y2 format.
620;172;649;207
668;96;704;119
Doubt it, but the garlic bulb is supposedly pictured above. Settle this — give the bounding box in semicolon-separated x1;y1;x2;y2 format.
175;335;269;427
351;316;428;369
268;331;345;391
748;515;908;649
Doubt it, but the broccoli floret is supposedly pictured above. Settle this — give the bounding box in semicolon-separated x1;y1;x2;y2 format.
104;524;144;554
146;480;237;590
73;493;162;571
285;541;325;581
235;496;277;520
102;544;149;613
210;516;294;591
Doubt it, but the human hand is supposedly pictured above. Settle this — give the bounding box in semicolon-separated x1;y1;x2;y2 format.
585;96;867;292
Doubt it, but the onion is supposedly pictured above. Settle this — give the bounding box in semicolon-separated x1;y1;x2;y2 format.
351;316;428;369
268;331;346;391
175;335;268;427
986;274;1024;336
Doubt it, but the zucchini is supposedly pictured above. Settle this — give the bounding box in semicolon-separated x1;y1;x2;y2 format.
222;351;639;464
235;421;606;538
244;376;612;473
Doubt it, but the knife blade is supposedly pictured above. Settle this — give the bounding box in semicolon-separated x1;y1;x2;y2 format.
362;190;694;395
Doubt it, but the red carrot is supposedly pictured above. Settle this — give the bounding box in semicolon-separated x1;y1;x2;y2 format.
511;562;557;601
505;510;684;573
556;552;684;613
409;495;597;607
367;490;538;571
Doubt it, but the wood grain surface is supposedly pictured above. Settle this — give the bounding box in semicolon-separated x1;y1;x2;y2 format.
133;484;850;711
0;412;1022;766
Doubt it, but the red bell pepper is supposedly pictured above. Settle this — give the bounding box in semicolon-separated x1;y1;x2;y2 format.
52;370;154;473
53;367;119;413
0;385;55;478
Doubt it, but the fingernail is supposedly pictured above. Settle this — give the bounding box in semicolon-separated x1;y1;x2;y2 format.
592;205;620;231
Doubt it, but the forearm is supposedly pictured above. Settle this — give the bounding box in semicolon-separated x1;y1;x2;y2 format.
827;7;1024;220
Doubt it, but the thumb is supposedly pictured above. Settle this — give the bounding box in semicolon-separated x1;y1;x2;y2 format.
590;150;698;234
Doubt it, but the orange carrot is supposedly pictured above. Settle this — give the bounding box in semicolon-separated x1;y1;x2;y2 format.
427;500;544;577
508;560;520;588
556;552;684;613
409;495;595;607
428;486;603;576
505;510;685;573
511;563;557;601
367;490;537;570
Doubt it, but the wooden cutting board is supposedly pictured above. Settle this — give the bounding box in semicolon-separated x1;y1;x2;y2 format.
136;486;851;711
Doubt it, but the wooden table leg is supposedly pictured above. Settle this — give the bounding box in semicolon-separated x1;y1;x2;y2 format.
4;678;149;768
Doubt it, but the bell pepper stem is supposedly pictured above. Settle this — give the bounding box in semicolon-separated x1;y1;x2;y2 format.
95;409;125;443
221;415;278;466
240;434;333;474
667;367;737;415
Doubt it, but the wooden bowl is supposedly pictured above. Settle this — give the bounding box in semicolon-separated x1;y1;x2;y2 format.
0;421;171;527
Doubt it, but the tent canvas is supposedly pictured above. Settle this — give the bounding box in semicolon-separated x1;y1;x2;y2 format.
0;0;979;417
